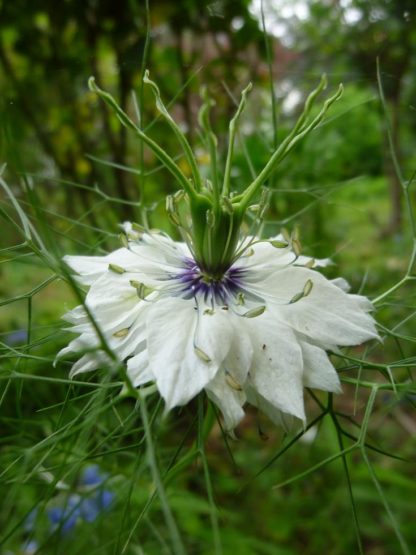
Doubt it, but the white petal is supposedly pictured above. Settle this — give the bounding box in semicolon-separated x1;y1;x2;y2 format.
64;248;142;285
64;291;146;347
246;312;306;421
296;255;332;268
223;314;254;384
127;233;190;279
300;341;342;393
56;333;99;360
146;298;232;410
331;277;351;292
65;236;186;289
254;266;378;346
245;386;298;431
110;326;147;361
83;273;143;330
205;371;246;430
60;297;148;375
239;238;295;271
127;350;154;387
69;351;112;377
62;305;89;325
348;293;375;312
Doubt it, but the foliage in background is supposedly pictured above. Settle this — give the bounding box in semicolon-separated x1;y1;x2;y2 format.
1;1;415;554
257;0;416;233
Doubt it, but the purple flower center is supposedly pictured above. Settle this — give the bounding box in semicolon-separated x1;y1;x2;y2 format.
177;258;245;303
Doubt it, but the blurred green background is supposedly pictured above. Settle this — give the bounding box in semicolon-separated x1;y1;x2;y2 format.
1;1;415;554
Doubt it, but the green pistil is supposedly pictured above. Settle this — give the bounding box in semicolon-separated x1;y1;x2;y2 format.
190;199;243;276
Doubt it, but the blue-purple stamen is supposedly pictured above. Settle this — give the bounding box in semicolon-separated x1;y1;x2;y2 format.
177;258;245;303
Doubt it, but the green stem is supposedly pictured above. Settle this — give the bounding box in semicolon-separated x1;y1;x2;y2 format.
237;79;343;210
139;394;186;555
197;398;222;554
144;70;203;192
261;0;278;151
89;77;198;201
222;83;252;197
137;0;151;225
373;275;416;305
198;89;220;209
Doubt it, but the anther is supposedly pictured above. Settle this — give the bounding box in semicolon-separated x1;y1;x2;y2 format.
281;227;291;242
113;328;129;338
221;196;234;215
271;240;289;249
292;238;301;257
243;305;266;318
119;234;129;248
303;279;313;297
108;263;126;274
130;280;152;299
289;291;304;304
225;371;243;391
194;346;211;363
289;280;313;304
242;248;254;257
305;258;315;268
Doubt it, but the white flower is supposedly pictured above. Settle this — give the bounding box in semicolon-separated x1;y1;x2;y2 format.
58;227;378;431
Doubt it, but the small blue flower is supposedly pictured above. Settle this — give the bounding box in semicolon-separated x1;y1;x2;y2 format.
23;509;37;533
5;330;28;346
80;464;106;487
46;466;114;535
80;489;114;522
97;489;114;510
47;495;82;533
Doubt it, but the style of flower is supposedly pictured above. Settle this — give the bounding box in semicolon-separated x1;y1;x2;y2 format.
58;227;377;430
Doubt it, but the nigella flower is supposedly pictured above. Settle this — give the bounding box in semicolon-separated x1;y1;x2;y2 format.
57;73;378;430
58;227;377;430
